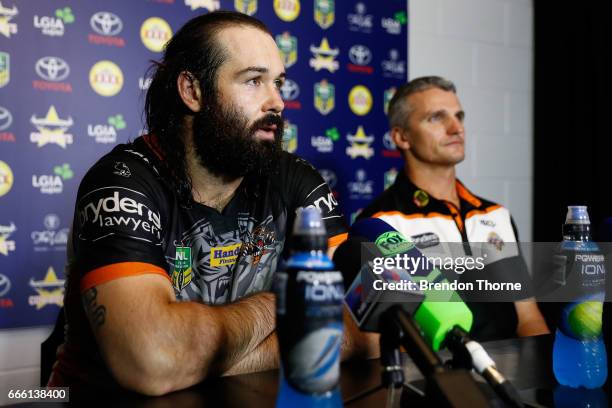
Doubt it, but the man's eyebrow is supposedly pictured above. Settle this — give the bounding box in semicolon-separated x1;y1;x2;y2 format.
235;66;286;79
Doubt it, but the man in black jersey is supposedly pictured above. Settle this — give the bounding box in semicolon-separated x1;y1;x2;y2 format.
49;12;376;395
358;76;549;340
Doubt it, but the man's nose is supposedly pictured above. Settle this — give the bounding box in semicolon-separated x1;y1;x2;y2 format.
263;83;284;114
447;117;464;136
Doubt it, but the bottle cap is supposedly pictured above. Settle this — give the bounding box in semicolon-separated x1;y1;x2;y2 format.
565;205;590;225
293;207;327;237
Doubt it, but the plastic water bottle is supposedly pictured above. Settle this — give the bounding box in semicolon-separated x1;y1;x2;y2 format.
552;206;608;388
274;207;344;407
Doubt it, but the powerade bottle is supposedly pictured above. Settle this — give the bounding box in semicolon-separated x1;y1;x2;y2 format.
274;207;344;407
552;206;608;388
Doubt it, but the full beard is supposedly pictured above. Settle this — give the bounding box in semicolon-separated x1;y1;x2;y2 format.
192;102;284;181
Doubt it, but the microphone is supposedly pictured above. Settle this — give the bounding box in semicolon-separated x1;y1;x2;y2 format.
446;326;525;408
338;217;473;351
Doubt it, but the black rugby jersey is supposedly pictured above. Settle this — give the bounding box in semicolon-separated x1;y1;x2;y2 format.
56;134;347;389
358;170;533;341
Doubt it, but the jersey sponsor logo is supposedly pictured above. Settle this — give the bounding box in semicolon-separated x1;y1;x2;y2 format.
89;11;125;47
113;162;131;178
411;232;440;249
381;11;406;35
309;38;339;73
306;191;338;216
346;126;374;159
0;52;9;88
276;32;298;69
413;190;429;208
235;0;257;15
348;85;372;116
88;114;125;144
318;169;337;189
347;45;373;74
0;160;13;197
382;49;406;79
384;167;398;189
348;169;373;199
347;2;373;33
314;79;334;115
32;163;73;195
89;60;124;97
0;106;15;142
210;243;242;267
280;79;301;109
30;106;74;148
28;267;64;309
314;0;334;29
382;131;401;158
274;0;300;22
140;17;172;53
487;232;504;251
31;214;68;252
33;7;74;37
480;219;496;227
33;56;72;93
0;2;18;38
0;222;16;256
282;120;298;153
78;188;162;241
185;0;220;11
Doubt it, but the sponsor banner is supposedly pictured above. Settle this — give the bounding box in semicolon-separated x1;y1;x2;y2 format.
0;0;407;328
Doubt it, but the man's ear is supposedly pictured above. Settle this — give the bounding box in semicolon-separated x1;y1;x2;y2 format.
177;71;202;113
391;126;410;152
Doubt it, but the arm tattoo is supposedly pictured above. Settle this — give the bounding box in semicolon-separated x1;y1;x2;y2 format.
83;287;107;329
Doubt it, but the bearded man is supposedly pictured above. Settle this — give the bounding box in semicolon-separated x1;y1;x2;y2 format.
48;11;376;396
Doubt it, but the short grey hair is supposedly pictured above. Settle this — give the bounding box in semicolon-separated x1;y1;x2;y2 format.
387;76;457;129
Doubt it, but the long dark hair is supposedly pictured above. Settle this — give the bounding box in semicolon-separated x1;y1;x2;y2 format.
144;11;271;203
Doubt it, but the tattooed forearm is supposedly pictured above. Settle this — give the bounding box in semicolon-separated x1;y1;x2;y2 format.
83;287;107;329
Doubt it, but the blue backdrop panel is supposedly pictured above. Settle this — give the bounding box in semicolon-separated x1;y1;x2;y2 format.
0;0;408;329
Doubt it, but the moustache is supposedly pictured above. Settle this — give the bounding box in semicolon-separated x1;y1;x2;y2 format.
249;114;284;138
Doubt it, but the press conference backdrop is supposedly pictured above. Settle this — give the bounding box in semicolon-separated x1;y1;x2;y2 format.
0;0;407;329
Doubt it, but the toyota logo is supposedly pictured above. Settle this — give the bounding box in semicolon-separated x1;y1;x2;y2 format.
383;131;397;150
35;56;70;82
44;214;61;230
0;274;10;298
0;106;12;131
280;79;300;101
90;11;123;36
319;169;337;189
349;45;372;66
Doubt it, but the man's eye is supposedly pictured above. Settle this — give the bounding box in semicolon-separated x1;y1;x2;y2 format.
274;79;284;90
429;113;443;122
247;78;261;86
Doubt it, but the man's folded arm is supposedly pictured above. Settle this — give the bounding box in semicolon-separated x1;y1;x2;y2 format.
82;272;276;396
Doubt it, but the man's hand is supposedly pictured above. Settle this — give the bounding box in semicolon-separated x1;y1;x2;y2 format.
83;273;276;396
514;299;550;337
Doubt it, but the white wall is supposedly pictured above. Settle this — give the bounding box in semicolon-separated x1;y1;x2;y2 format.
0;326;52;405
409;0;534;240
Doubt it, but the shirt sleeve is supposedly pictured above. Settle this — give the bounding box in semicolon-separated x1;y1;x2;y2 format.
71;152;170;292
279;153;348;245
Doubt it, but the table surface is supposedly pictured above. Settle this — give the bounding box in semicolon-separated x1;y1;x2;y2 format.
10;334;612;407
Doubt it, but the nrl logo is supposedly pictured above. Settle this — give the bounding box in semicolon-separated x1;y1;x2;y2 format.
314;0;334;29
314;79;334;115
346;126;374;159
281;120;298;153
276;32;297;68
30;106;74;148
235;0;257;16
309;38;339;73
